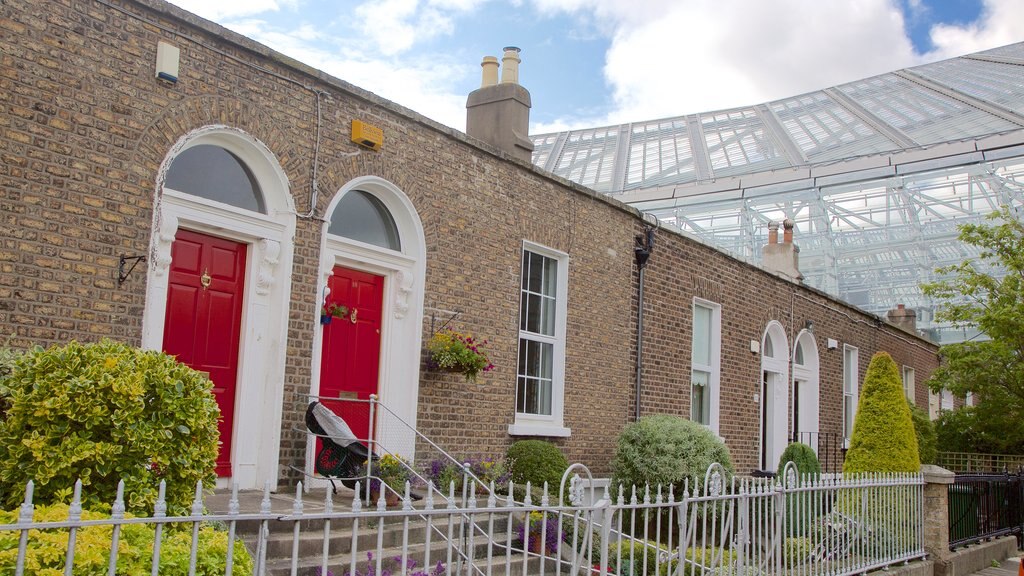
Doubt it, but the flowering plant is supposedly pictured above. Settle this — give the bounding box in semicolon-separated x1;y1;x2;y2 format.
321;302;350;320
426;329;494;381
515;511;565;553
424;455;510;493
367;454;413;493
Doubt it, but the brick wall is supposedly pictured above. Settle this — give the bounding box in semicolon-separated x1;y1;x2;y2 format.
0;0;939;484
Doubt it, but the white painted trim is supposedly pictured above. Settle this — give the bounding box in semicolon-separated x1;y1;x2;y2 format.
842;344;860;448
691;298;722;435
306;177;426;488
510;241;570;436
760;321;789;471
142;126;295;491
791;330;820;453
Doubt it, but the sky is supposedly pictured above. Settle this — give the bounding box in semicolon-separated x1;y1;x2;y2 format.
164;0;1024;134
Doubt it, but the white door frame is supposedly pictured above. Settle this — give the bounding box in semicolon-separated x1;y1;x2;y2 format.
791;329;820;454
761;321;789;472
141;126;296;491
305;176;426;488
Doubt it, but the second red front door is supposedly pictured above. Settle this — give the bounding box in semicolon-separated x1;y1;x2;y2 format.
319;266;385;444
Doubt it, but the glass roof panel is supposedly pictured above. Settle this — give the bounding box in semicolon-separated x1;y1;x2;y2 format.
836;74;1019;144
700;109;791;177
625;118;696;189
769;92;899;161
531;133;560;171
553;127;619;192
913;58;1024;116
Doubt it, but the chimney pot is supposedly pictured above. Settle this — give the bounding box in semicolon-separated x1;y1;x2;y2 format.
783;218;795;244
480;56;499;87
501;46;521;84
767;221;779;244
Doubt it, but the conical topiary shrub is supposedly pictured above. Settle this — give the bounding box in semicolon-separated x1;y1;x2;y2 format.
843;352;920;474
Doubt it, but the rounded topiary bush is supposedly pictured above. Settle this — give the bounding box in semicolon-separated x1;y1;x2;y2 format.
776;442;821;478
843;352;920;474
0;340;220;515
909;403;937;465
611;414;733;496
506;440;569;493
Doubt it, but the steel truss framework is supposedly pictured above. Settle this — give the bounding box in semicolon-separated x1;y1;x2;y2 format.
532;42;1024;343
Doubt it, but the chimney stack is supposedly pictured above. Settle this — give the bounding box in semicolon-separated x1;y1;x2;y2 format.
466;47;534;162
761;219;803;283
887;303;917;334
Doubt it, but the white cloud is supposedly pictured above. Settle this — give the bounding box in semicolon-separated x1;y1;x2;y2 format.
926;0;1024;58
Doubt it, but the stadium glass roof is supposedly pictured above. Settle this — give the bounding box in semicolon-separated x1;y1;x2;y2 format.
531;42;1024;344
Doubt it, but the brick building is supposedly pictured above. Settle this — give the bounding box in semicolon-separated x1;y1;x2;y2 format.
0;0;938;490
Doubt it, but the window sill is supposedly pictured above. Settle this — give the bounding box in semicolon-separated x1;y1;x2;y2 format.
508;423;571;437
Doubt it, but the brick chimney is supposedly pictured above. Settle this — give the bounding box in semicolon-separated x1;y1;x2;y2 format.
466;47;534;162
887;303;917;334
761;219;803;283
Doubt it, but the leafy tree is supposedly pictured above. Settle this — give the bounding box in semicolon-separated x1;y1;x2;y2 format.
909;403;937;465
843;352;920;474
922;206;1024;454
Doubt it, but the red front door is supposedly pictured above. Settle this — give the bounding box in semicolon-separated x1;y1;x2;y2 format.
162;229;247;477
319;267;385;445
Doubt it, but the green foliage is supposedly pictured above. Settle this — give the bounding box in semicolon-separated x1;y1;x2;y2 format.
0;503;253;575
776;443;822;536
783;537;812;568
922;206;1024;453
506;440;569;493
611;414;734;496
776;443;821;478
843;352;920;474
681;547;739;576
0;340;220;515
608;539;674;576
0;343;21;418
909;403;937;464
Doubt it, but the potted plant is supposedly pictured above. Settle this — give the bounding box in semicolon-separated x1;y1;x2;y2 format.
368;454;412;506
516;511;562;555
425;329;495;381
320;302;350;325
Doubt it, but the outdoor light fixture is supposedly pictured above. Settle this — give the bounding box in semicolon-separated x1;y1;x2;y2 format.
827;338;839;350
804;320;814;332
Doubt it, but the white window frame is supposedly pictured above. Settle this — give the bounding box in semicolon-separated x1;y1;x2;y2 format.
509;241;570;437
941;389;954;411
902;366;916;404
843;345;859;448
690;299;721;434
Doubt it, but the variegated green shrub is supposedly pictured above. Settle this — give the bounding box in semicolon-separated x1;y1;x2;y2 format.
0;340;220;515
0;503;253;575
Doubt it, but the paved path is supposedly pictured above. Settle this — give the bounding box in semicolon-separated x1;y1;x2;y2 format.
973;555;1021;576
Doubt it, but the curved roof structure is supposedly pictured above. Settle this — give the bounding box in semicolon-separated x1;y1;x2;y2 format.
531;42;1024;344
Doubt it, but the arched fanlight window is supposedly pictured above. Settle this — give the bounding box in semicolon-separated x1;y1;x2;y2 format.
165;144;266;213
328;190;401;250
794;341;805;365
763;334;774;358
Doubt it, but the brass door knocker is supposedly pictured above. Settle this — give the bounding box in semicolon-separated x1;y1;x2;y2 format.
349;308;358;324
200;268;212;290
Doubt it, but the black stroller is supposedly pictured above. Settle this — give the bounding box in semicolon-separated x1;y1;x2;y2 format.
305;400;375;493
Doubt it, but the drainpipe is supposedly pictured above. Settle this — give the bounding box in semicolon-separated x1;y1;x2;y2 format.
634;226;655;421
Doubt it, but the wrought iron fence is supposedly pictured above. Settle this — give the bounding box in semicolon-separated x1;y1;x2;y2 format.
948;470;1024;550
790;431;846;474
0;462;925;576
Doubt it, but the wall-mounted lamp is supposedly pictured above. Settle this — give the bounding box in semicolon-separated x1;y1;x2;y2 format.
155;41;180;84
750;340;760;354
826;338;838;351
804;320;814;332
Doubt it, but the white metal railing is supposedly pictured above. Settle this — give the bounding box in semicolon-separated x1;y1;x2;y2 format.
0;462;925;576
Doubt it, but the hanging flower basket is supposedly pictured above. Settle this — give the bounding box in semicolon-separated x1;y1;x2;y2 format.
426;329;495;382
320;302;350;325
